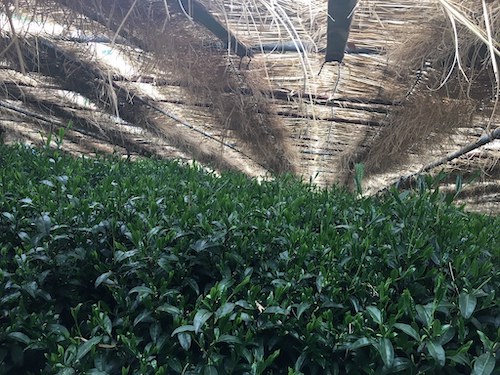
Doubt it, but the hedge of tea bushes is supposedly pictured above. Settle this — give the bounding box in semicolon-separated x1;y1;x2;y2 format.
0;144;498;374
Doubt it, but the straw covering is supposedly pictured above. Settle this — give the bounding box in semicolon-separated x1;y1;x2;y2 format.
1;0;499;213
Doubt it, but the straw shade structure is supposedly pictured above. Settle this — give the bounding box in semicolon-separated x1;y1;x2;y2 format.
1;0;499;213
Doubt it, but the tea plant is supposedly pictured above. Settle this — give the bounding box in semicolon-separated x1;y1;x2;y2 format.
0;144;498;374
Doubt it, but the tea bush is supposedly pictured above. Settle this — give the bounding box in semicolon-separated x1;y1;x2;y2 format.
0;144;498;374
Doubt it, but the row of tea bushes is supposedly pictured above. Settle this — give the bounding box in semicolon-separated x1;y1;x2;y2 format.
1;144;498;374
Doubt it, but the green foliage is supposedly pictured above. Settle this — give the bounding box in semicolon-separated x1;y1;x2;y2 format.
0;143;499;374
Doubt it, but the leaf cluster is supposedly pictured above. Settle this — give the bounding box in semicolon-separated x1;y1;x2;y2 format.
0;144;499;374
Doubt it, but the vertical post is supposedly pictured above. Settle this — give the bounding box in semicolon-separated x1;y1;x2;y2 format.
325;0;358;63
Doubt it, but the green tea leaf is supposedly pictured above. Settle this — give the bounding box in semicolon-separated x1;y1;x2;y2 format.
94;271;114;288
427;341;445;367
449;352;470;366
232;300;251;312
48;324;70;338
438;325;455;346
8;332;31;345
133;311;152;326
191;239;216;252
390;357;412;372
316;273;324;293
459;293;477;319
22;281;38;298
377;338;394;368
36;213;51;237
294;352;307;371
129;286;154;297
472;353;495;375
87;370;108;375
185;278;200;295
215;335;242;345
171;325;195;336
263;350;281;369
57;368;76;375
193;309;213;333
215;302;235;319
102;314;112;336
296;302;310;319
1;212;14;221
178;332;192;351
477;331;494;352
149;323;161;343
18;231;30;243
204;366;218;375
157;304;181;316
416;304;433;327
41;179;55;188
349;337;371;350
76;336;102;362
366;306;382;325
263;306;288;315
115;250;138;262
394;323;420;341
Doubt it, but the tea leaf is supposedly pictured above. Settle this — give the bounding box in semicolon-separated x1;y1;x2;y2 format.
416;304;433;327
149;323;161;343
76;336;102;362
294;352;307;371
477;331;494;351
1;212;14;221
57;368;76;375
8;332;31;345
133;311;152;326
394;323;420;341
193;309;213;334
438;325;455;346
157;304;181;316
215;302;235;319
296;302;310;319
427;341;445;367
204;366;218;375
366;306;382;325
472;353;495;375
171;325;195;336
36;213;51;237
178;332;192;351
349;337;371;350
459;293;477;319
449;352;470;366
129;286;154;298
316;273;324;293
263;306;288;315
391;357;412;372
215;335;242;345
377;338;394;368
94;271;114;288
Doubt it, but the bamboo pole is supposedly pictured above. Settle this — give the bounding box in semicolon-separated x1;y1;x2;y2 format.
383;128;500;192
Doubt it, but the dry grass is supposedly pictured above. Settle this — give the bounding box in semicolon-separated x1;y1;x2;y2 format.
389;0;499;101
362;95;476;174
350;0;499;177
143;12;297;174
1;0;297;174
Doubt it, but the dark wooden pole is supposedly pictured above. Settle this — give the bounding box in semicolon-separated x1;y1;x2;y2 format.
179;0;252;58
325;0;358;63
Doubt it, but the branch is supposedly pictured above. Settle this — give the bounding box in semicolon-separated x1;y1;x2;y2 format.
382;127;500;192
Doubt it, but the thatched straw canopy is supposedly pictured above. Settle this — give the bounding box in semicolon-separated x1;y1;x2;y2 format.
1;0;499;213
